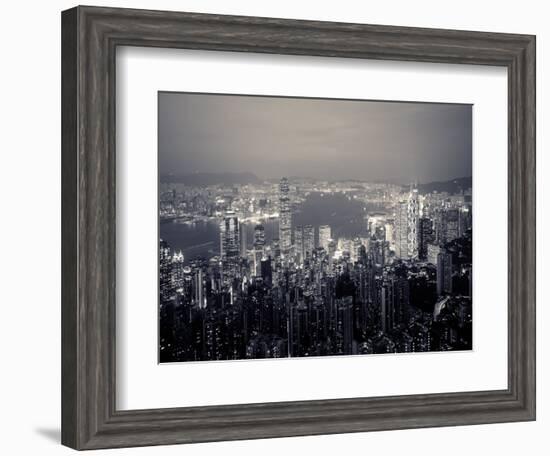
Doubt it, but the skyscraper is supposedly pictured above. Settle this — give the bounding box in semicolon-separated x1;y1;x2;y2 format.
220;210;240;281
351;237;363;263
303;224;315;259
458;205;472;237
253;224;265;276
260;257;272;286
278;177;292;258
171;249;185;291
254;223;265;247
369;238;386;267
418;217;434;261
327;240;337;261
159;239;173;302
319;225;332;251
193;268;205;308
427;243;442;265
442;208;460;243
436;251;453;296
394;201;408;259
240;224;248;257
407;186;420;258
384;223;394;246
272;237;281;258
294;225;304;264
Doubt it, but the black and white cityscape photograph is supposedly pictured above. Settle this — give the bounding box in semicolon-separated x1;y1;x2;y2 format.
158;92;473;363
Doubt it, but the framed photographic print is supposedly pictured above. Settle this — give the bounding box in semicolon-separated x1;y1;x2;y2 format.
61;6;536;450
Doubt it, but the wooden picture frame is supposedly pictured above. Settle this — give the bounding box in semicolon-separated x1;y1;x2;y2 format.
61;5;536;450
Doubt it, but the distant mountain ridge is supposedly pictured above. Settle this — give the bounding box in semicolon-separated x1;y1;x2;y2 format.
415;176;472;194
160;172;472;193
160;172;261;186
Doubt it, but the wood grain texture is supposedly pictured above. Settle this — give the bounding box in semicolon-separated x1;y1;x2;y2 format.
61;5;536;450
61;7;78;450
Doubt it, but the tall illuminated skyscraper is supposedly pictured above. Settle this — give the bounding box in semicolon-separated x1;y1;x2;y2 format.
303;225;315;259
394;201;408;259
159;239;173;302
193;268;205;308
220;210;240;281
407;186;419;258
319;225;331;251
278;177;292;258
171;250;185;290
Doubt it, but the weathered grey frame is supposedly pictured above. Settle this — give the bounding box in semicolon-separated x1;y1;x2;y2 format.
61;5;536;450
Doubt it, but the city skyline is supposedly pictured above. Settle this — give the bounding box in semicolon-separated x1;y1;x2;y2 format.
158;92;472;363
159;92;472;183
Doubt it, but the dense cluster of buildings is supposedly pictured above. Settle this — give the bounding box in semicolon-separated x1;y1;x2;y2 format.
159;177;472;363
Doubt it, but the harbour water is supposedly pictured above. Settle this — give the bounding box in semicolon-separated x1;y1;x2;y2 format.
160;192;387;262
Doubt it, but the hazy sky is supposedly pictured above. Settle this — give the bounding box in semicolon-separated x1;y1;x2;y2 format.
158;92;472;183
